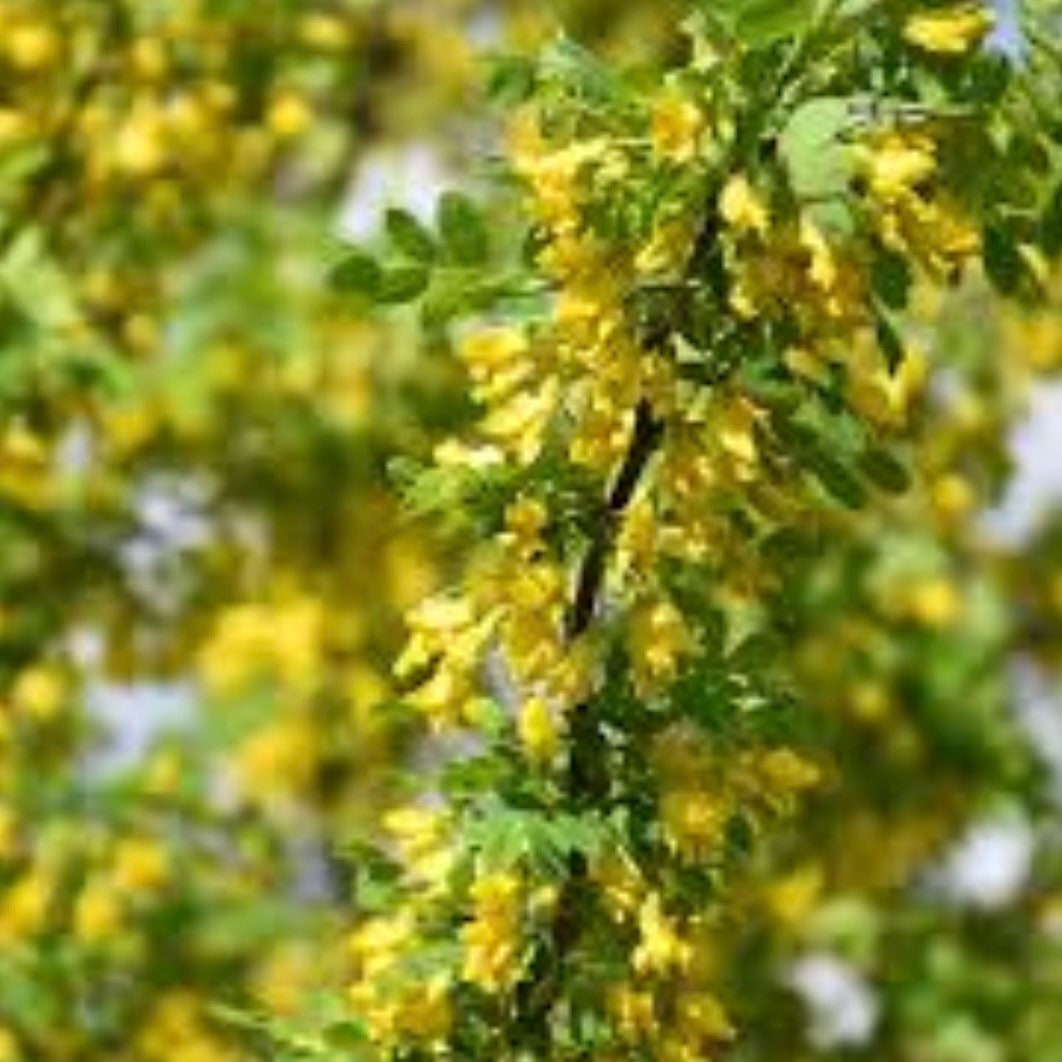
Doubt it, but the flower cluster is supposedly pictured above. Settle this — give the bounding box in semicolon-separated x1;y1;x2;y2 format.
339;1;1062;1057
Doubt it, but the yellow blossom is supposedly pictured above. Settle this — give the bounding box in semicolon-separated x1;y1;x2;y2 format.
0;870;53;944
594;852;645;922
908;576;964;629
384;805;454;884
461;872;523;992
763;864;825;926
73;880;124;945
392;975;453;1042
350;911;417;981
652;92;705;163
629;599;692;693
505;496;548;557
931;473;977;524
518;696;561;763
661;788;727;861
267;91;313;139
11;666;65;723
759;748;822;794
633;893;691;976
719;174;769;236
112;837;170;894
862;134;936;202
675;990;735;1043
904;4;995;55
609;983;658;1042
4;21;61;71
0;1027;21;1062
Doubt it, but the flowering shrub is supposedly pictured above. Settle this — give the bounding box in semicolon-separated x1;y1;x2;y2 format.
321;1;1062;1058
1;0;1062;1059
0;1;678;1056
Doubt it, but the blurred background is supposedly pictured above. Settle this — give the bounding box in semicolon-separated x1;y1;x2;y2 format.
0;1;1060;1059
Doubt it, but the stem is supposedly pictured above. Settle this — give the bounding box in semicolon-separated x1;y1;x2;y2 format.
567;400;664;641
514;399;663;1049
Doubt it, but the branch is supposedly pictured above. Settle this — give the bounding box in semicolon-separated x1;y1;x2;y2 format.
513;398;662;1050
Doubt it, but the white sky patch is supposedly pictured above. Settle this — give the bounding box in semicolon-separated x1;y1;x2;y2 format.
981;381;1062;547
337;143;452;243
1012;659;1062;801
119;474;215;614
84;680;195;777
925;811;1036;910
789;953;880;1050
987;0;1024;59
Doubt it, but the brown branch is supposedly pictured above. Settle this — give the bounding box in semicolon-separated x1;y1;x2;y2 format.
513;398;662;1051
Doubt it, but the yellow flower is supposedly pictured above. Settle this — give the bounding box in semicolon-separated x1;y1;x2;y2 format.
908;576;964;629
931;473;977;524
660;789;726;861
114;106;169;179
719;174;769;236
636;217;697;276
112;837;170;894
4;21;61;71
759;748;822;794
11;666;65;723
350;911;416;981
505;496;548;557
717;396;760;467
0;108;29;146
73;880;124;945
267;91;313;139
298;13;352;51
518;696;561;763
629;600;692;693
594;852;645;921
393;976;453;1042
384;805;454;885
763;864;824;926
461;872;523;992
862;134;936;202
675;990;735;1043
609;983;657;1042
633;893;691;976
903;4;994;56
652;92;705;163
0;870;53;944
0;1026;22;1062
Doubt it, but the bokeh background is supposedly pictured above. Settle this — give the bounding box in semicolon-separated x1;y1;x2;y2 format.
0;0;1060;1059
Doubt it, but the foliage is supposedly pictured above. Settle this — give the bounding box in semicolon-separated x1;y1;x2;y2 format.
2;0;1062;1060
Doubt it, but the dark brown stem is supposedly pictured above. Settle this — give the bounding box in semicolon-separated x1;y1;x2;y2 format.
567;400;664;641
514;398;662;1050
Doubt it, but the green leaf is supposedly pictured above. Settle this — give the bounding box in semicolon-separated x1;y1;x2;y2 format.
385;208;437;263
1040;181;1062;258
808;451;867;509
871;248;912;311
377;263;430;304
982;221;1025;296
539;36;618;102
437;191;489;266
859;447;911;494
874;310;906;373
329;250;381;298
780;97;853;202
717;0;816;44
487;54;537;106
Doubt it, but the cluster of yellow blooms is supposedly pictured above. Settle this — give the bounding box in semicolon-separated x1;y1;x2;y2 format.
341;0;1062;1055
0;0;696;1053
